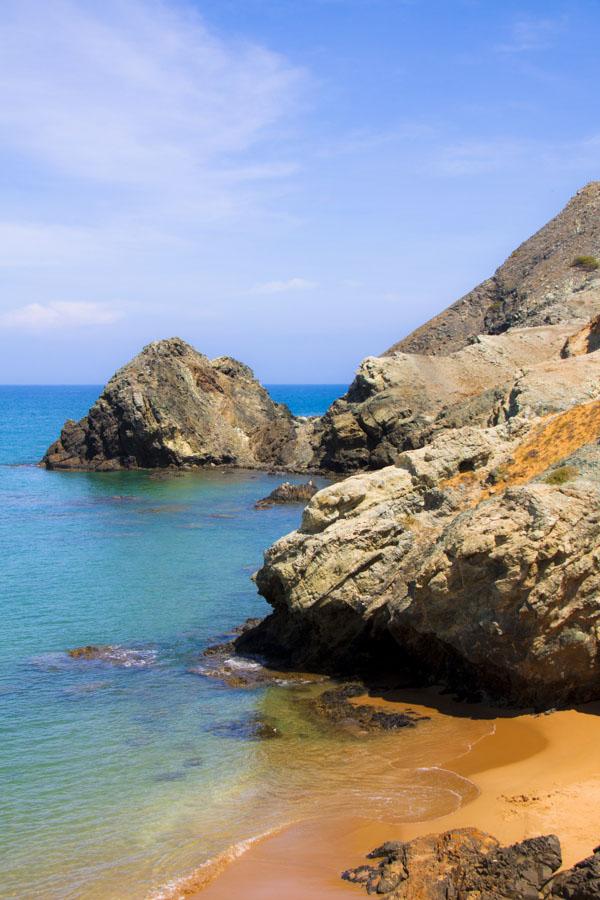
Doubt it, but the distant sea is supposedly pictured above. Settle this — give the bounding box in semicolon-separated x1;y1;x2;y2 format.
0;385;486;900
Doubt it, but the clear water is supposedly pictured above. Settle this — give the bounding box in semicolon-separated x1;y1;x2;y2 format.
0;385;487;900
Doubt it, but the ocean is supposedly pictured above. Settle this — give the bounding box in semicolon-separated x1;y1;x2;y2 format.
0;385;488;900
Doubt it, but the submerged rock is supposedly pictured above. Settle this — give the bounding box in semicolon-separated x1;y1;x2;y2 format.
255;480;319;509
310;683;429;733
67;645;156;667
43;338;315;471
342;828;563;898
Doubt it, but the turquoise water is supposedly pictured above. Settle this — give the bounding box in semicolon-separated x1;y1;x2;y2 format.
0;386;340;899
0;385;487;899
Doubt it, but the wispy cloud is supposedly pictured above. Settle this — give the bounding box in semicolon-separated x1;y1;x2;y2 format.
428;132;600;178
496;16;565;54
250;277;318;294
0;0;306;216
0;301;123;331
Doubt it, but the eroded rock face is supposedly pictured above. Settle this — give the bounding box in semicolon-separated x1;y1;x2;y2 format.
342;828;563;899
43;338;315;471
386;181;600;357
316;183;600;473
243;346;600;706
255;480;319;509
316;324;576;472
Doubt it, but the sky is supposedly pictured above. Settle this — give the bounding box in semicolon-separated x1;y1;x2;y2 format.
0;0;599;384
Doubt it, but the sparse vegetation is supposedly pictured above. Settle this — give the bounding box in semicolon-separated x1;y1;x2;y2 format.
571;255;600;272
544;465;578;485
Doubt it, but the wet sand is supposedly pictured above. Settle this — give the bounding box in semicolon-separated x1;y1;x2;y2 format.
188;689;600;899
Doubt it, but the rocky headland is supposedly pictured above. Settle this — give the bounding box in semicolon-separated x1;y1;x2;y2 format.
235;183;600;710
43;337;315;471
45;183;600;712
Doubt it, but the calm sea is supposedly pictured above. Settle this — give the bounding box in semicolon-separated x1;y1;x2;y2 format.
0;385;487;900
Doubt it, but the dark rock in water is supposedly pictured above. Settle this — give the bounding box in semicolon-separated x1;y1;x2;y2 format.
67;645;156;668
255;480;319;509
342;828;562;898
208;713;282;741
182;757;203;768
310;683;428;733
68;645;106;660
43;337;316;471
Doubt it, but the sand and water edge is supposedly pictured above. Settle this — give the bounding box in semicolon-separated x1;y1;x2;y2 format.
154;687;600;900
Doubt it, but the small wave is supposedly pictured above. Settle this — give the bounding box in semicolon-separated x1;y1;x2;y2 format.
148;825;286;899
31;645;158;671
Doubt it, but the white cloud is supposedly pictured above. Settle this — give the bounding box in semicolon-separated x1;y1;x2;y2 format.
251;277;318;294
0;0;306;214
0;301;123;331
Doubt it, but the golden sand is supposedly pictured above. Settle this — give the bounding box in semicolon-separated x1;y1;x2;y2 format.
187;689;600;899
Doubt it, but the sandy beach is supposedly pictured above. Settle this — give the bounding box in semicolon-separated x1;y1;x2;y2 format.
184;689;600;899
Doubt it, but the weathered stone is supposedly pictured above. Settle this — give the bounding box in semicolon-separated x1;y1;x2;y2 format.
342;828;562;899
255;480;319;509
43;337;315;471
244;359;600;705
387;181;600;356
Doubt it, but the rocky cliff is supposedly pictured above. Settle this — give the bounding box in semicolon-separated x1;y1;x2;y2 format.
240;325;600;707
43;338;314;471
315;182;600;472
387;181;600;356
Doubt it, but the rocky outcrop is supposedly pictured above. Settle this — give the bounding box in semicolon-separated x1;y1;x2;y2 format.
255;480;319;509
386;181;600;357
240;342;600;707
315;324;574;471
43;338;315;471
562;312;600;358
342;828;600;899
315;183;600;472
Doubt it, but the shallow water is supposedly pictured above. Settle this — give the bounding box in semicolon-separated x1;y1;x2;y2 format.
0;385;488;899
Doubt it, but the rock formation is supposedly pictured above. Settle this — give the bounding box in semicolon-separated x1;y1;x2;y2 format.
342;828;600;899
387;181;600;356
43;338;315;471
240;325;600;707
315;182;600;472
255;480;319;509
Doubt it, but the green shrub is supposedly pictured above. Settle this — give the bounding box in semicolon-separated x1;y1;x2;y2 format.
571;255;600;272
544;465;578;485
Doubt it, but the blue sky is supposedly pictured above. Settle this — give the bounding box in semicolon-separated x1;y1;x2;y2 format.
0;0;599;384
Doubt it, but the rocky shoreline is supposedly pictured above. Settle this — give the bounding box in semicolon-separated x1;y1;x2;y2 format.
43;183;600;713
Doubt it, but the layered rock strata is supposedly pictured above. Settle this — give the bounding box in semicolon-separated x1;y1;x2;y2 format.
43;338;315;471
240;336;600;707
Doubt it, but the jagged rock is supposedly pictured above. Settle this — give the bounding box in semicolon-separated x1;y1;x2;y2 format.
255;480;319;509
316;183;600;473
387;181;600;356
342;828;562;899
43;337;315;471
344;829;600;899
544;845;600;897
561;312;600;358
342;828;567;900
316;325;574;472
242;342;600;704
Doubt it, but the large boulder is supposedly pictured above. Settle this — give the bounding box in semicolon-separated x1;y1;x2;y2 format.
342;828;563;899
43;338;315;471
241;347;600;707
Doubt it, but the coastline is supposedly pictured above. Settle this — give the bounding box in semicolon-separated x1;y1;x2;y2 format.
177;689;600;899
